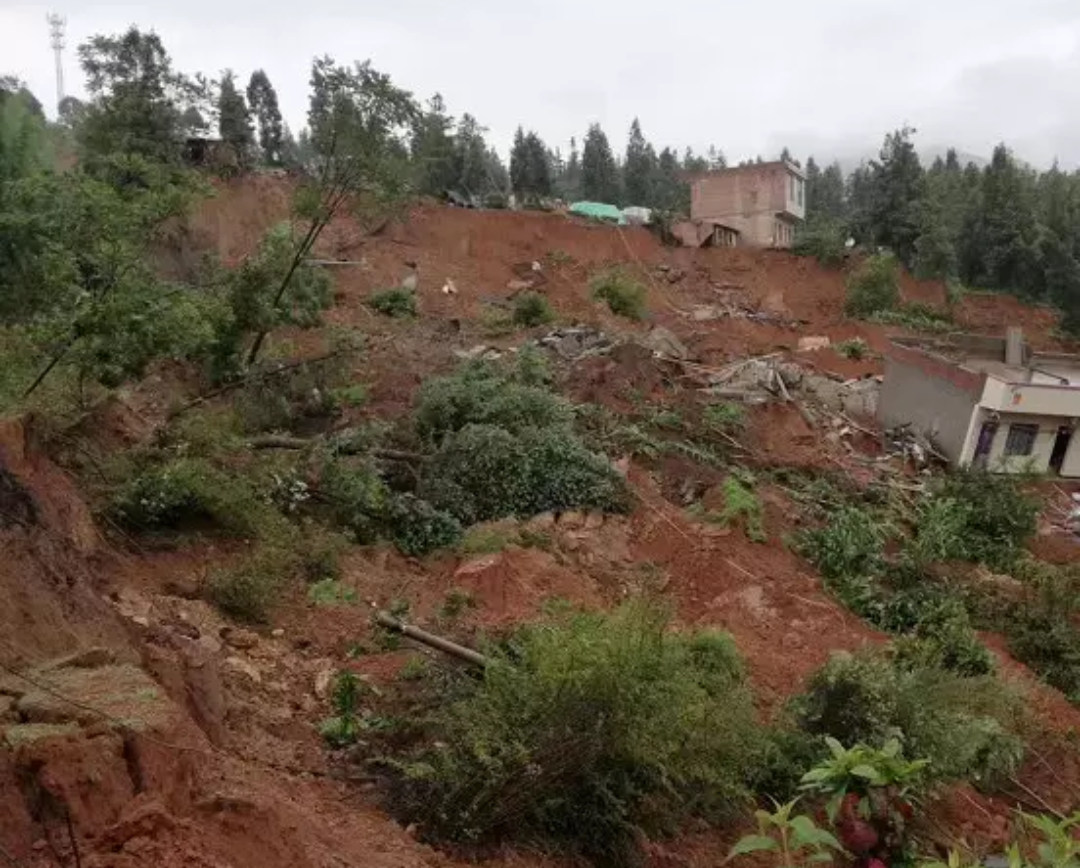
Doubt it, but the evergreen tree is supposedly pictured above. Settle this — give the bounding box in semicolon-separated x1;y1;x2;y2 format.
217;70;254;164
510;127;553;204
707;144;727;169
868;126;925;266
653;146;686;213
623;118;658;206
411;93;456;196
556;137;582;201
581;123;620;203
682;148;709;174
247;69;284;165
805;157;846;222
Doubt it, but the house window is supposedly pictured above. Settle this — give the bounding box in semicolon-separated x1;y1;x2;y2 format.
1004;423;1039;457
798;179;804;207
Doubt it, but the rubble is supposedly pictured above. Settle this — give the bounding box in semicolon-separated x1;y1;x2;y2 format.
883;423;946;468
641;326;689;360
798;336;831;352
535;326;613;359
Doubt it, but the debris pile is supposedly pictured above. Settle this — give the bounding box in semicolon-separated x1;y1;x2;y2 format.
682;289;805;328
535;325;614;359
882;423;946;469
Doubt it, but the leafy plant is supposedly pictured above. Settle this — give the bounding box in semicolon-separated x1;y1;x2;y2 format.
590;268;647;320
703;401;746;432
845;254;900;318
308;578;359;606
421;424;630;526
440;588;476;619
729;799;845;867
923;812;1080;868
793;219;847;268
835;338;869;361
800;738;926;865
387;493;463;557
319;670;363;747
719;476;766;542
798;507;889;585
512;291;555;327
368;287;418;318
207;544;296;623
791;650;1025;787
387;602;764;865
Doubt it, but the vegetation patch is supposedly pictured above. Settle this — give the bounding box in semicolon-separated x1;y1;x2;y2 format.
386;602;763;865
590;268;647;320
512;291;555;327
368;288;418;318
845;253;901;318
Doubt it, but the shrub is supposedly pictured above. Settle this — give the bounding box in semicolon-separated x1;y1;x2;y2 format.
415;359;572;445
791;650;1025;787
1004;565;1080;702
845;254;900;318
234;358;342;433
512;292;555;327
719;476;766;542
870;302;954;334
835;338;869;360
387;494;463;557
208;544;296;622
798;506;888;584
319;671;363;747
882;590;994;677
368;288;418;318
387;602;764;864
590;268;647;320
922;471;1038;570
421;424;630;526
793;219;847;268
703;401;746;432
110;456;278;537
319;458;390;543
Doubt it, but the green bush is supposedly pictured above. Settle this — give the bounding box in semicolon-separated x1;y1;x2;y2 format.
797;506;889;584
512;292;555;328
790;650;1025;787
590;268;647;320
368;288;418;318
387;494;463;557
208;544;296;622
719;476;766;542
703;401;746;432
845;254;900;318
421;424;630;526
793;220;847;268
1004;565;1080;702
234;359;342;433
110;456;278;537
870;302;954;334
387;602;763;864
878;588;994;677
319;458;390;543
920;471;1038;570
415;359;572;445
835;338;869;360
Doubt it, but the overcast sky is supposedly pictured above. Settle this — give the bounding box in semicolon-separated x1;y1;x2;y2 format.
2;0;1079;168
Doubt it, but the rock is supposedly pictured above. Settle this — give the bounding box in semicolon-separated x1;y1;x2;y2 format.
271;628;285;638
583;512;605;530
220;627;259;650
43;647;116;671
526;511;556;530
313;665;336;700
797;336;831;352
222;656;261;685
557;511;586;530
641;326;689;360
507;279;534;292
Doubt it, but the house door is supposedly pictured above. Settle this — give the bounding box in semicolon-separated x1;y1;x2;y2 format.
1050;425;1074;475
973;420;997;469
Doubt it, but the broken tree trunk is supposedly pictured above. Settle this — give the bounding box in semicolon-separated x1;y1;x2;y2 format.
374;611;488;668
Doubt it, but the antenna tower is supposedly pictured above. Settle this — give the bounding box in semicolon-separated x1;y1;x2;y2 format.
46;13;66;113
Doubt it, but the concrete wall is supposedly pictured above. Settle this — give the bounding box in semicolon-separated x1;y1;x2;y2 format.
982;413;1068;475
879;356;982;461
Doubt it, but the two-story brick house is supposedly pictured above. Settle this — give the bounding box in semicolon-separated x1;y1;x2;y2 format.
689;160;807;248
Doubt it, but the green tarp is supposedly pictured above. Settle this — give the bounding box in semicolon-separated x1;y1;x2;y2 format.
568;201;626;225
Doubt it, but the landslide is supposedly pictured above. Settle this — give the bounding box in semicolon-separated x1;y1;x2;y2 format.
2;175;1078;868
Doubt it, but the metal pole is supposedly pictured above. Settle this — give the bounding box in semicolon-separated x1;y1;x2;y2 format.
46;13;66;115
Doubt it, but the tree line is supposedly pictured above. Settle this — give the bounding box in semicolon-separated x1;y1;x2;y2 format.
3;25;1080;342
803;127;1080;332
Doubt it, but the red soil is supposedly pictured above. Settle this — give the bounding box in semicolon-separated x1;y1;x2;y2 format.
3;176;1079;867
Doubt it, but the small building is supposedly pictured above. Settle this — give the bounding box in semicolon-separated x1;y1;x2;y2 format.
689;161;806;249
879;329;1080;477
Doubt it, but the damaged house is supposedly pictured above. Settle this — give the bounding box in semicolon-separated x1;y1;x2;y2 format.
879;329;1080;477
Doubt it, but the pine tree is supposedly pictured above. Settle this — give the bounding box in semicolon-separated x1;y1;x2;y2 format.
217;70;254;165
247;69;284;165
510;126;528;198
623;118;658;206
510;128;553;205
411;93;456;196
581;123;620;203
557;137;582;201
805;157;846;223
653;146;686;213
452;114;490;198
867;127;925;266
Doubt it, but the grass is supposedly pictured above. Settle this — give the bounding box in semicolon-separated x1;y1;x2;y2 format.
589;268;647;320
368;288;418;318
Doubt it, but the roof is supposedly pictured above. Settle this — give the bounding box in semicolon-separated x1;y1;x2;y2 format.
688;160;807;182
889;335;1080;387
568;201;626;225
